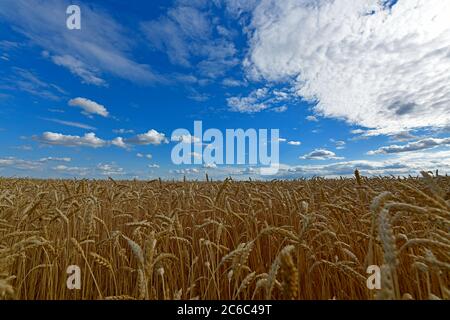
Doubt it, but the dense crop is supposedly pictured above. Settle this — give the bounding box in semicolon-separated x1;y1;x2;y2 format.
0;171;449;300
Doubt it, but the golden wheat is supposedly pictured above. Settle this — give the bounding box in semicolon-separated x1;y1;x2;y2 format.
0;174;448;300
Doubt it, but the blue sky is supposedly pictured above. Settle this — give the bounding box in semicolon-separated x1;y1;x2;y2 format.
1;0;450;179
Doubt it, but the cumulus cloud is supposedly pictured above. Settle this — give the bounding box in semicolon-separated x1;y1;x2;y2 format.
68;97;109;118
126;129;168;145
35;132;107;148
300;148;343;160
368;137;450;155
351;129;366;135
166;149;450;179
148;164;160;168
306;115;318;122
35;130;168;149
202;150;450;179
330;139;346;150
276;160;409;178
227;88;269;113
111;137;128;149
97;163;125;176
245;0;450;134
227;87;294;113
273;149;450;178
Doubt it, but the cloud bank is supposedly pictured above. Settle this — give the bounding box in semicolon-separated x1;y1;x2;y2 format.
245;0;450;133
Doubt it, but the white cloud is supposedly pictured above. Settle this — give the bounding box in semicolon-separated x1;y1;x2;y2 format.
126;129;168;145
35;132;107;148
278;160;409;178
351;129;366;135
330;139;346;150
0;156;72;172
246;0;450;134
274;149;450;178
227;88;269;113
35;130;167;149
368;137;450;155
53;165;89;176
3;68;65;101
97;163;125;176
148;164;160;168
39;157;71;162
389;131;418;142
171;168;200;175
68;97;109;118
288;141;301;146
111;137;128;149
113;128;134;134
306;115;318;122
0;0;162;85
141;2;238;78
272;105;288;113
171;134;201;144
163;149;450;179
0;157;42;170
227;87;295;113
40;117;97;130
300;148;343;160
137;153;152;159
222;78;246;87
50;54;106;86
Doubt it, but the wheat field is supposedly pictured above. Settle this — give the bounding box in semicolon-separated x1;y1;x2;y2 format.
0;171;449;300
